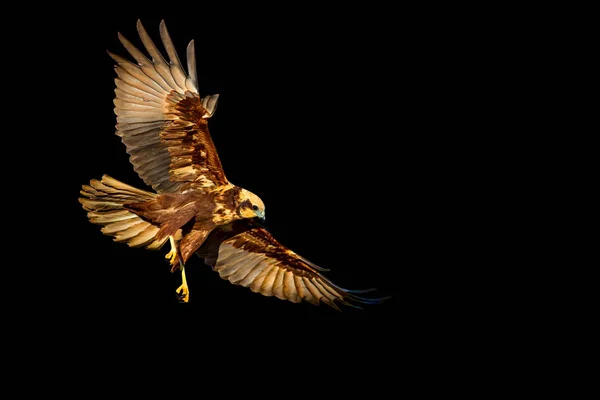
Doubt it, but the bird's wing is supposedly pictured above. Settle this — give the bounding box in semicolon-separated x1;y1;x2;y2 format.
111;20;227;193
197;221;387;310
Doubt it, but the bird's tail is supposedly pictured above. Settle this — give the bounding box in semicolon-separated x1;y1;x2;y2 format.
79;175;174;250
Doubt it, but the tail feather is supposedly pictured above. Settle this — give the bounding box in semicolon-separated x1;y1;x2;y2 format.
87;210;137;224
79;175;180;249
129;225;162;248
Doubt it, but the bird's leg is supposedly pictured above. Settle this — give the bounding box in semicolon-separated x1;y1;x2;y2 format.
165;236;180;270
165;235;190;302
175;261;190;303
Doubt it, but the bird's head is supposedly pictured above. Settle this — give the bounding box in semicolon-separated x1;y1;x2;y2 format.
239;188;266;222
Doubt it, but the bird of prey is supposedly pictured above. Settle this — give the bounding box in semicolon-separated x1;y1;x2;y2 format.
79;20;386;309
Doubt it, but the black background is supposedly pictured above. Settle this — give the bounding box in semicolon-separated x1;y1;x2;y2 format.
6;4;537;388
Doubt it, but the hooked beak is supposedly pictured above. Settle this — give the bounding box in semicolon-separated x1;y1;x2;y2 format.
255;210;266;223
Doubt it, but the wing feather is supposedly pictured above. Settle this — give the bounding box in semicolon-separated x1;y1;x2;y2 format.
115;78;163;101
112;21;227;193
186;40;198;92
117;32;173;92
117;121;166;136
294;275;309;302
159;20;188;91
302;277;323;305
217;254;251;278
283;271;301;303
250;264;277;293
228;255;262;284
108;52;169;95
114;99;159;112
198;222;388;310
120;130;161;148
271;268;286;300
135;21;180;91
239;262;270;287
114;67;165;98
115;109;166;120
259;266;280;296
114;88;162;106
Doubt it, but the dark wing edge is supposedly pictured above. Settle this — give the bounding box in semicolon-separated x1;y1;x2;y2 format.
196;221;389;311
110;20;227;193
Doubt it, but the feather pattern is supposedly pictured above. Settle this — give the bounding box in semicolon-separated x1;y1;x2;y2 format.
112;20;227;194
200;221;389;310
159;20;188;91
79;175;179;250
186;40;198;92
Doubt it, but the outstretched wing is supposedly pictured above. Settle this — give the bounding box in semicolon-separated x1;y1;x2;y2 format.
110;20;227;193
196;221;387;310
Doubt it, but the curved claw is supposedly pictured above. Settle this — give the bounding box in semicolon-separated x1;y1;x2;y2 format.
165;248;178;265
165;236;181;271
176;283;190;303
175;257;190;303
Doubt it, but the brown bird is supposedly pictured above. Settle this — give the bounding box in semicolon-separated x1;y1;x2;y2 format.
79;20;386;309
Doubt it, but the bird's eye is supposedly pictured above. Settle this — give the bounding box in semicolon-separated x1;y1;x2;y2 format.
252;205;259;211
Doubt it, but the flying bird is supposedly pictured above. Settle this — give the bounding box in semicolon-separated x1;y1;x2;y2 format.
79;20;386;309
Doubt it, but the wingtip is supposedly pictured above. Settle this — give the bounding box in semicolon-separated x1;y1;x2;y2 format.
298;255;330;272
329;281;378;294
347;294;391;305
345;287;378;294
117;31;130;46
328;300;343;312
159;19;167;31
136;19;147;35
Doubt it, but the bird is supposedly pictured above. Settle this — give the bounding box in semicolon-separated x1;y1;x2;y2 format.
79;20;387;309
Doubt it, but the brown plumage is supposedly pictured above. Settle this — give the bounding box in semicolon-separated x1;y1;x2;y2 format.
197;221;385;310
79;20;387;308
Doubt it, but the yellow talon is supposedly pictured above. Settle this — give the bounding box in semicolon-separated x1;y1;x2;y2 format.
176;262;190;303
165;235;190;303
165;236;179;267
